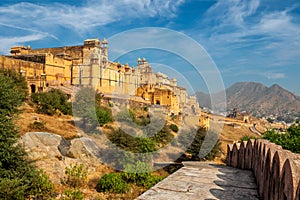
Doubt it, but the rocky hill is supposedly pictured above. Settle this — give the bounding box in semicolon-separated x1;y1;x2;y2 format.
196;82;300;119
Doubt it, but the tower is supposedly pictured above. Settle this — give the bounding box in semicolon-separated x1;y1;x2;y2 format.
101;38;108;68
81;39;101;87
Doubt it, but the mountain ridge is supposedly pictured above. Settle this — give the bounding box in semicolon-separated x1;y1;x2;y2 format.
196;82;300;119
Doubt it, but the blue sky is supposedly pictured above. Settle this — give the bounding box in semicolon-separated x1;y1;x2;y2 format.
0;0;299;95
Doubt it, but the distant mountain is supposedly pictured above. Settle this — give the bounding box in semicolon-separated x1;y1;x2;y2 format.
196;82;300;119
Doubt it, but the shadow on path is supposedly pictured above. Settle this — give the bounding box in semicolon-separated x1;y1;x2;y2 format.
137;162;260;200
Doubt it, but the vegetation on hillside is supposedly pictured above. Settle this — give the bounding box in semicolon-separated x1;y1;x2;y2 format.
96;161;163;194
0;70;53;199
177;127;221;161
61;163;88;200
72;87;113;132
31;88;72;116
263;120;300;153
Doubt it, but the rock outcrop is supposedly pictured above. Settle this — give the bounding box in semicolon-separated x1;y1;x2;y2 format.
20;132;104;184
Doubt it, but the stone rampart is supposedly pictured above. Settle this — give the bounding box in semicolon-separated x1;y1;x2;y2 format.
226;139;300;200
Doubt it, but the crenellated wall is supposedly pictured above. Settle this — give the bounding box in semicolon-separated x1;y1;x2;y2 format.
226;139;300;200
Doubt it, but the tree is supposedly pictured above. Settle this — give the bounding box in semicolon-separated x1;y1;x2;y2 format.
0;70;53;199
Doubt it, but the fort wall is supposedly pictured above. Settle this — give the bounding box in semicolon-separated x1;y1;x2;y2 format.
0;55;45;93
226;139;300;200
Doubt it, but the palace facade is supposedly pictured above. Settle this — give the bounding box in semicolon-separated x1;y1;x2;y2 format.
1;38;203;117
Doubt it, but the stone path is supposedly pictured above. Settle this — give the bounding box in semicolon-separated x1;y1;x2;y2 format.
136;162;260;200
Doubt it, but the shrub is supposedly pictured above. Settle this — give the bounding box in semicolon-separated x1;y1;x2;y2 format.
122;161;163;189
96;173;129;194
31;89;72;115
28;169;54;198
107;129;156;153
96;106;113;127
62;163;88;188
169;124;179;132
63;188;84;200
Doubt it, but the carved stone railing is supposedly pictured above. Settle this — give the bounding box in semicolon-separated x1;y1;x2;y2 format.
226;139;300;200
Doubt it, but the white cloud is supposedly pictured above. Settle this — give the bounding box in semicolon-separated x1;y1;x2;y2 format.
205;0;260;29
0;34;47;54
199;0;300;75
0;0;185;53
265;72;286;79
0;0;184;32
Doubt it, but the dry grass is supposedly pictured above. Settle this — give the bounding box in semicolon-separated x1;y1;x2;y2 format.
15;103;80;139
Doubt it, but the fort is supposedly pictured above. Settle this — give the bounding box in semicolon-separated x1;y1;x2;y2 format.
0;38;208;128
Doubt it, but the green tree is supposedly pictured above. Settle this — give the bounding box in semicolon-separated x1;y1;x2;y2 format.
0;71;53;199
0;73;27;116
263;123;300;153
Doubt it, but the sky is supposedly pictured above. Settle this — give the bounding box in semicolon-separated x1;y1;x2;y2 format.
0;0;299;95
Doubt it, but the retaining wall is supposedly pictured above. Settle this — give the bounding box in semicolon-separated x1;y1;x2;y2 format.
226;139;300;200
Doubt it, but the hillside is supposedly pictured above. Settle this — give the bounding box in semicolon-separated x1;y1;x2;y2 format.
196;82;300;119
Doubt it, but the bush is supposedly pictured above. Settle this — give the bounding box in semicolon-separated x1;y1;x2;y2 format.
31;89;72;115
122;161;163;189
169;124;179;132
96;173;129;194
107;129;157;153
96;106;113;127
63;188;84;200
62;163;88;188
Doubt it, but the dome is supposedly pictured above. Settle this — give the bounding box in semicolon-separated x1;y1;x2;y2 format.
142;57;146;62
137;57;142;62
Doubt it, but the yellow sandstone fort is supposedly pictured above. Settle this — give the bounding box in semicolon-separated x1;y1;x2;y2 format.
0;38;209;128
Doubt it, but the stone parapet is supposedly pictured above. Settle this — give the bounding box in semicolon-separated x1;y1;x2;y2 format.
226;139;300;200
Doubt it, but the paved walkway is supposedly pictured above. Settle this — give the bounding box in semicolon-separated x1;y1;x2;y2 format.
136;162;260;200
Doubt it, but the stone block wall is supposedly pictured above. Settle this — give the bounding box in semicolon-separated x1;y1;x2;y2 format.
226;139;300;200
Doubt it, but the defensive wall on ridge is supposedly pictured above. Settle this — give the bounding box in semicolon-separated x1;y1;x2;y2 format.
226;139;300;200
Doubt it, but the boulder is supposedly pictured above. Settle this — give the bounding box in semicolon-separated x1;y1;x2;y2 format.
20;132;104;184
